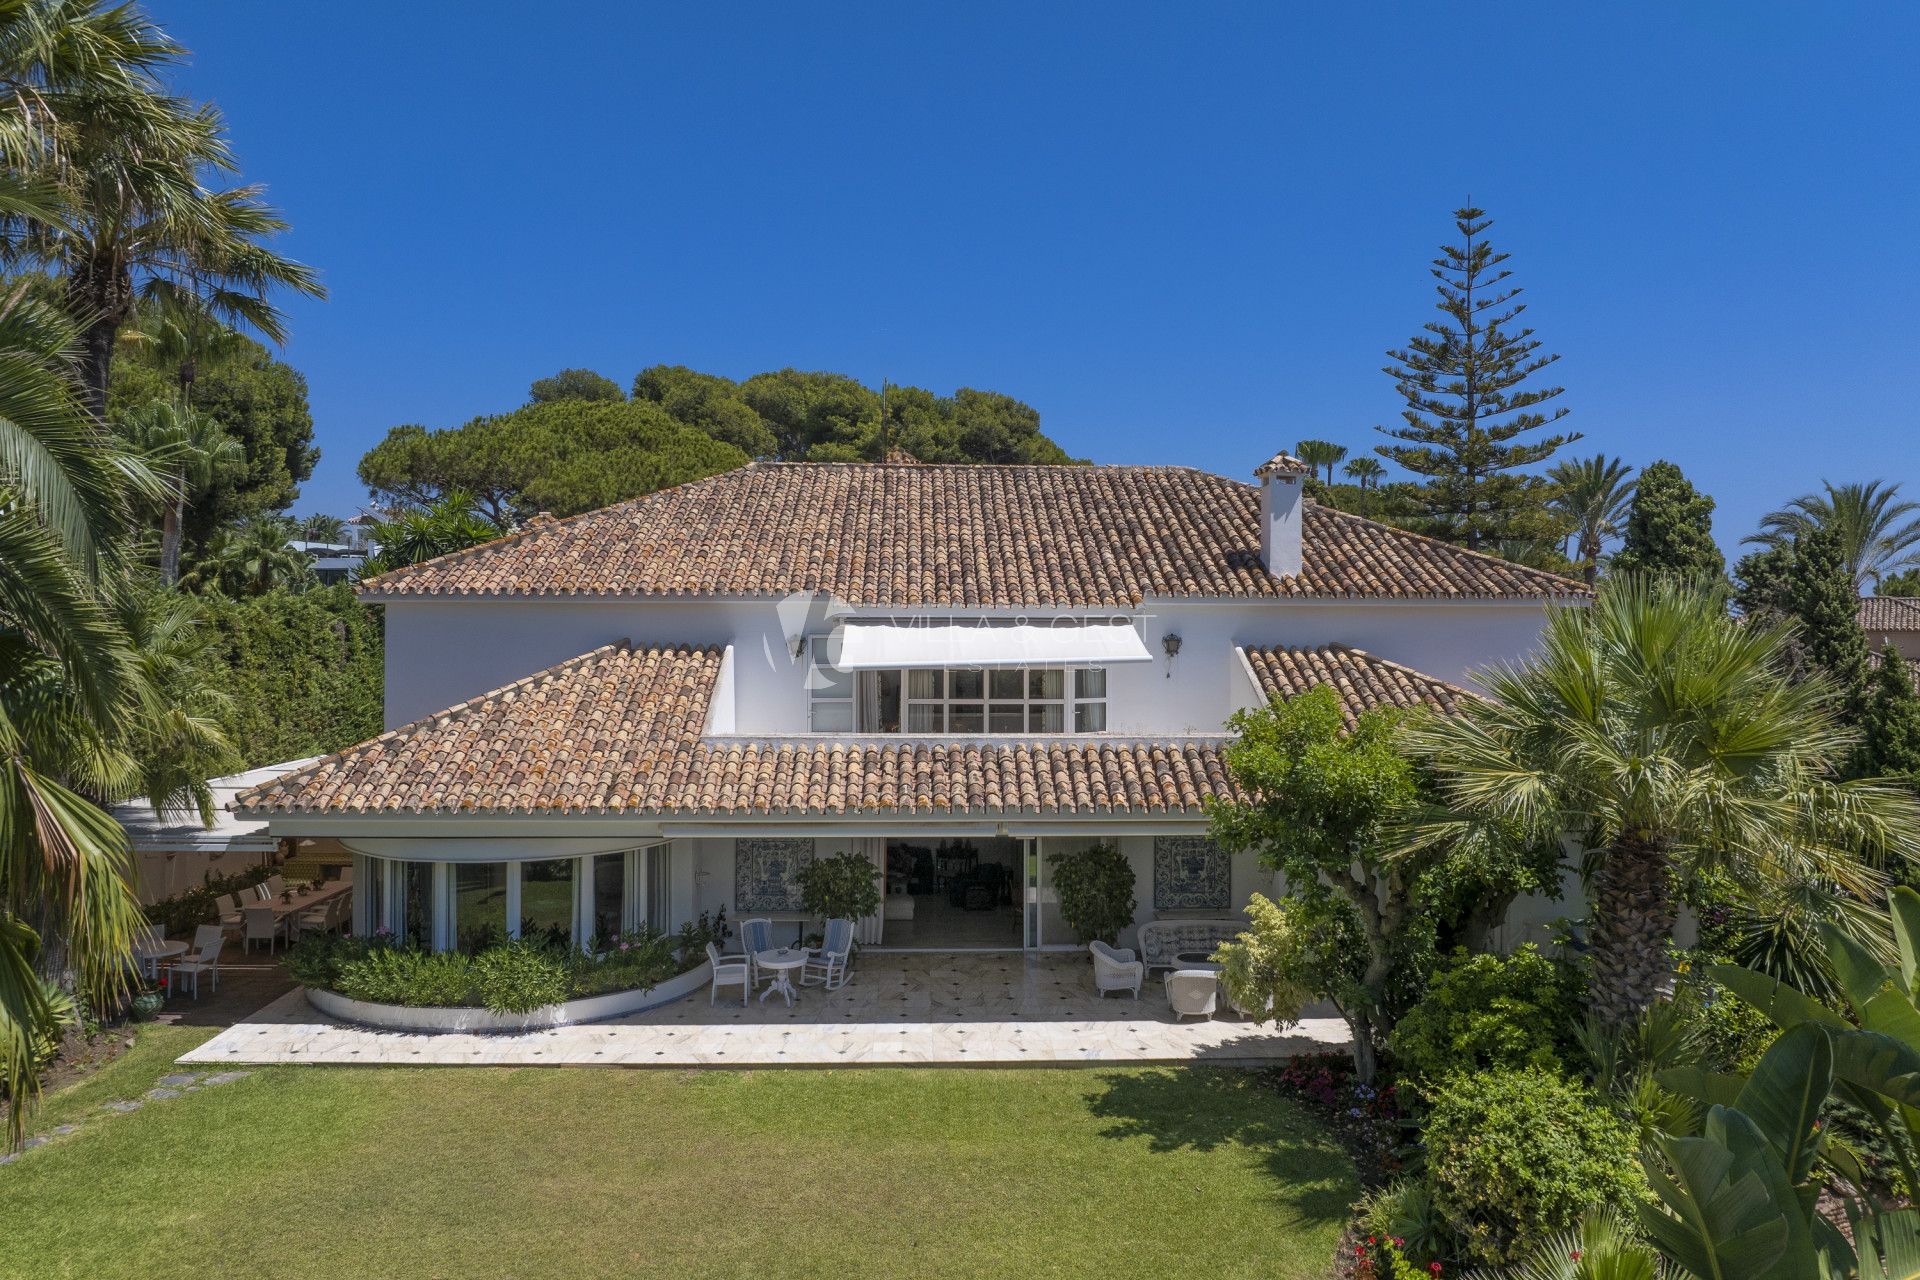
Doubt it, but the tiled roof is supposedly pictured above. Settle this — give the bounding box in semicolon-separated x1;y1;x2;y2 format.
1238;644;1477;726
1860;597;1920;632
238;642;1240;817
360;462;1584;605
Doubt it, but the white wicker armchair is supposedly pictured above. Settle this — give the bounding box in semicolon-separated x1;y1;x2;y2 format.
1088;940;1144;999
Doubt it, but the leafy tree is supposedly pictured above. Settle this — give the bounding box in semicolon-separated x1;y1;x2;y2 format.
1043;842;1135;944
358;400;747;524
1341;456;1384;489
1860;646;1920;783
794;851;882;925
1547;454;1635;587
630;364;776;457
1293;438;1346;484
116;296;251;410
1881;569;1920;598
1375;206;1579;551
180;514;312;597
361;492;498;575
1208;687;1428;1081
110;400;243;584
111;332;318;543
1409;576;1920;1027
1749;479;1920;592
1610;459;1724;581
528;368;622;404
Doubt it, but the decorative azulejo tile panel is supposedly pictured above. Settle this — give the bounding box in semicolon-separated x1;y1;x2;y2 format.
1153;836;1229;911
735;838;815;912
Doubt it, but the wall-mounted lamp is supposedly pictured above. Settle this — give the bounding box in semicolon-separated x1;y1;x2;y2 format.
1161;632;1182;679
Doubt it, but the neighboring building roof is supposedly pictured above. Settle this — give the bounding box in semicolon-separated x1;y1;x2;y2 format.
1860;596;1920;632
1238;644;1477;726
359;462;1585;606
113;757;322;852
237;641;1241;817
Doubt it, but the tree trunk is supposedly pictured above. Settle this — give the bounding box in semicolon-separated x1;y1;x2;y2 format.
1588;837;1676;1026
159;493;184;585
67;260;134;421
79;316;115;421
1345;1008;1379;1084
1454;890;1518;956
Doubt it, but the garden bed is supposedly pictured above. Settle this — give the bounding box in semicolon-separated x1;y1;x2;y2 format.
303;961;712;1032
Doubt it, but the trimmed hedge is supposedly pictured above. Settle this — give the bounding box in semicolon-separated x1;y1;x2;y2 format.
201;585;384;768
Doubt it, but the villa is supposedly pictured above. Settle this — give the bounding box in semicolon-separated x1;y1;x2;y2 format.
237;452;1585;958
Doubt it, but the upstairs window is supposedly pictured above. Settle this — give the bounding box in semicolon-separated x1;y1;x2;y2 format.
808;638;855;731
809;656;1108;735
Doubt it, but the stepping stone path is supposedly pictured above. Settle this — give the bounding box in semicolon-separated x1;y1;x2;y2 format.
2;1068;253;1170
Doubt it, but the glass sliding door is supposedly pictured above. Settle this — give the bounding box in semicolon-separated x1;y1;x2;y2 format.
453;863;508;952
518;858;575;947
589;853;624;946
398;861;434;947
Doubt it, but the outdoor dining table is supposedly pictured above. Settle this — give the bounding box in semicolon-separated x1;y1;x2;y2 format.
132;937;188;979
266;881;353;937
755;948;808;1007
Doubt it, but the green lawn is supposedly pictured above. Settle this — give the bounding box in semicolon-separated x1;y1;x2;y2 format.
1;1029;1355;1280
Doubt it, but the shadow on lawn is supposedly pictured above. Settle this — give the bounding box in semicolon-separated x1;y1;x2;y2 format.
1086;1067;1356;1222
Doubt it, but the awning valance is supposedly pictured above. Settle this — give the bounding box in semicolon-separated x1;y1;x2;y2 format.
828;621;1152;671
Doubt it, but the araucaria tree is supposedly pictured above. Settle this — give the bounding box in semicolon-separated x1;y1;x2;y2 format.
1609;459;1725;581
1208;687;1429;1081
1410;577;1920;1027
1375;207;1580;552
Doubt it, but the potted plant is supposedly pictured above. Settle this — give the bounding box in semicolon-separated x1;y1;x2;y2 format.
1046;841;1136;944
130;980;166;1021
796;852;882;937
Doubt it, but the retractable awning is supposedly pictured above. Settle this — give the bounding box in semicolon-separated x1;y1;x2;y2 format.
829;621;1152;670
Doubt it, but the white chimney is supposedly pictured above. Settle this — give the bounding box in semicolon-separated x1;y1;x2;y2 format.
1254;451;1310;577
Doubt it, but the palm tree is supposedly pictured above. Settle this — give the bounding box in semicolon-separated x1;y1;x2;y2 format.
1547;454;1636;587
1409;577;1920;1027
1342;456;1385;490
1294;438;1347;484
112;400;242;584
362;492;501;575
0;6;324;415
1748;480;1920;591
299;512;347;544
118;295;248;409
180;514;311;597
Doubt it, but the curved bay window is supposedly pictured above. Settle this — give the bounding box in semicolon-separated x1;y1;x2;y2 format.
351;847;672;954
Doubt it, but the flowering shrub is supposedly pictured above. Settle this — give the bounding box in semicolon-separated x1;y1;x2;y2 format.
1266;1052;1405;1182
1345;1231;1435;1280
1423;1068;1644;1266
1388;945;1575;1084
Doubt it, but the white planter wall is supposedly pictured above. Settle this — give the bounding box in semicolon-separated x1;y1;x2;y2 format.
303;960;712;1033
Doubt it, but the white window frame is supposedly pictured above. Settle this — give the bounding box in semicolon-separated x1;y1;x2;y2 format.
902;665;1105;735
807;638;856;731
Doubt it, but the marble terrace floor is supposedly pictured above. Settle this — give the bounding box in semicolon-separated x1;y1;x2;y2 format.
180;952;1350;1069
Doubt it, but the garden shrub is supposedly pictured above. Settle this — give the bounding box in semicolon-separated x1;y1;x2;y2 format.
470;941;569;1013
1388;944;1573;1082
1424;1067;1645;1266
336;947;475;1007
1046;841;1135;944
144;861;278;934
1360;1177;1449;1266
0;980;77;1097
568;928;679;996
201;584;384;767
796;851;882;924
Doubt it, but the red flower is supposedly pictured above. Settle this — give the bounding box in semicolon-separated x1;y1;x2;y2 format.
1430;1266;1443;1275
1570;1251;1583;1261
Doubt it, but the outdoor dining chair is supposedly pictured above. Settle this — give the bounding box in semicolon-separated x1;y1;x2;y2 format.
172;927;227;998
242;904;285;953
801;918;855;990
707;942;749;1006
217;893;248;931
739;917;774;987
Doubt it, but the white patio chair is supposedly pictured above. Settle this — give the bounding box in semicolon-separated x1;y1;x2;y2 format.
1089;940;1144;999
739;917;774;988
707;942;749;1006
172;930;226;999
801;918;855;990
1163;969;1219;1020
264;874;286;897
242;904;286;953
253;882;273;902
217;893;247;931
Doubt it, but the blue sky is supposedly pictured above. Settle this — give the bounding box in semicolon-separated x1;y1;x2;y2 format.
165;2;1918;556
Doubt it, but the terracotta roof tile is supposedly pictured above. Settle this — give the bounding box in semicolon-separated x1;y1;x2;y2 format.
1860;597;1920;632
1238;643;1476;727
360;462;1584;605
238;641;1243;817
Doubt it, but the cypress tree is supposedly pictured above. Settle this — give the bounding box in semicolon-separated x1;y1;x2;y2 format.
1612;460;1725;581
1787;524;1873;705
1375;207;1580;552
1860;645;1920;782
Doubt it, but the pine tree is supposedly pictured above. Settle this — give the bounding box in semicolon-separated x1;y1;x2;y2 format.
1860;645;1920;782
1612;460;1725;581
1788;524;1873;706
1375;207;1580;551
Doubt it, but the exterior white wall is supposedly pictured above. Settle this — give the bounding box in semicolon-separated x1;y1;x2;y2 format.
383;597;1561;736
